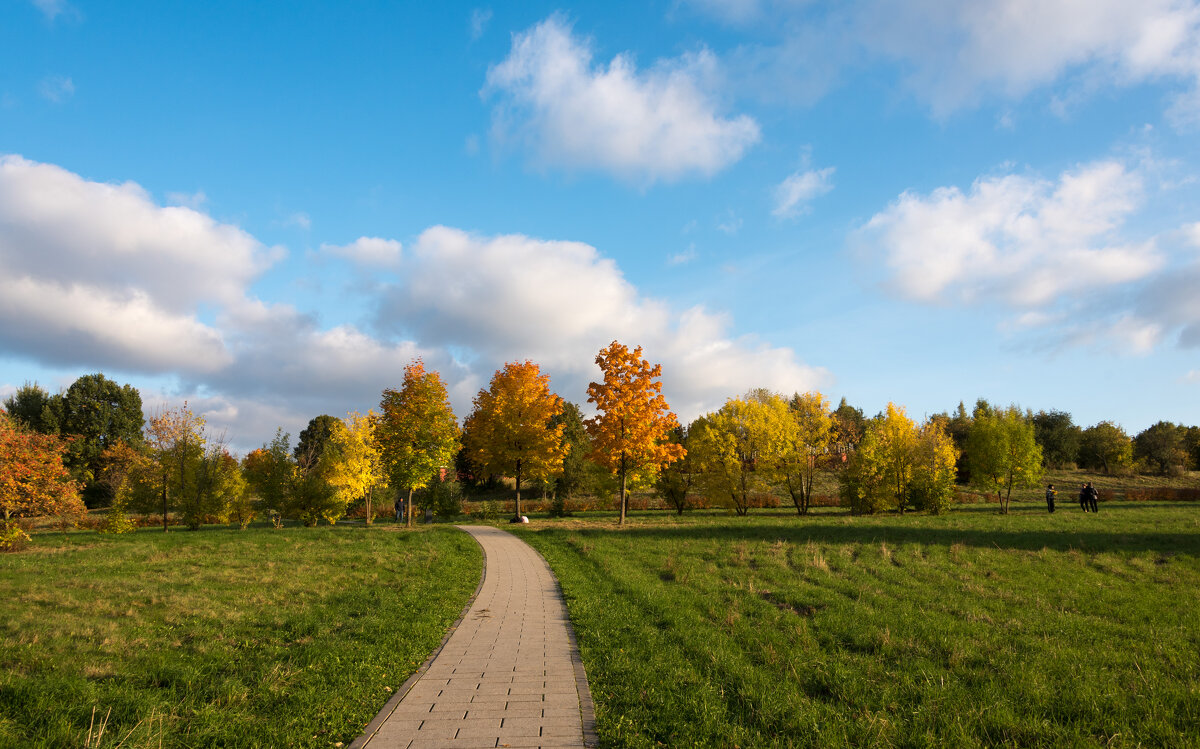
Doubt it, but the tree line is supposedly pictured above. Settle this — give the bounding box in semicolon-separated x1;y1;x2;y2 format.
4;345;1200;548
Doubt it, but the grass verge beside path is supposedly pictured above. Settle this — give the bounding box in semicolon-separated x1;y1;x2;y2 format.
0;524;481;748
515;505;1200;748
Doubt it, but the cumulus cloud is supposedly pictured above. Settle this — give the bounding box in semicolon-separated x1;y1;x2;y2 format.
695;0;1200;125
484;15;760;183
773;166;835;218
375;226;827;421
859;160;1162;307
320;237;403;268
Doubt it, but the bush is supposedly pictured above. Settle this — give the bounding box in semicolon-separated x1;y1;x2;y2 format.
0;520;30;552
416;478;463;519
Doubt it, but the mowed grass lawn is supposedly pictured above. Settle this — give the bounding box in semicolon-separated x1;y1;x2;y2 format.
0;524;481;748
516;503;1200;748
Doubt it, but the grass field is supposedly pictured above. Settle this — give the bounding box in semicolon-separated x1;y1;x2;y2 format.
515;503;1200;748
0;524;481;748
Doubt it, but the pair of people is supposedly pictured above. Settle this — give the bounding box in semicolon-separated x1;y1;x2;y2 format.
1079;482;1099;513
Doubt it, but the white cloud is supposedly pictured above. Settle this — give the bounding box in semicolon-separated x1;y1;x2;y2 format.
321;237;403;268
716;210;742;235
669;244;698;266
282;212;311;230
1184;370;1200;383
32;0;75;21
375;226;827;422
773;166;835;218
484;15;760;183
859;160;1162;307
469;8;492;41
38;75;74;103
166;190;208;209
695;0;1200;125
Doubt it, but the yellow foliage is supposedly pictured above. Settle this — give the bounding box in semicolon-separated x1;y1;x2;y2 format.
325;411;387;523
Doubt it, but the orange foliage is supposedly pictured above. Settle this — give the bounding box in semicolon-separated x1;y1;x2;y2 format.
585;341;685;524
0;412;84;525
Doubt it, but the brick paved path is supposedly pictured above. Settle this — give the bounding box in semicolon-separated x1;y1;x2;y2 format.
352;525;596;749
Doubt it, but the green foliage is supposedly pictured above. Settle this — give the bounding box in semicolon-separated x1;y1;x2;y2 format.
242;429;295;523
552;402;608;499
2;381;59;434
294;414;341;470
839;404;957;515
1133;421;1190;475
1080;421;1134;475
97;502;136;534
1033;409;1082;468
415;475;463;518
966;405;1043;513
653;426;695;514
0;519;30;552
56;373;145;507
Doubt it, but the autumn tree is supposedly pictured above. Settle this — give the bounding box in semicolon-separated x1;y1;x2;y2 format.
839;403;956;515
142;404;208;530
1079;421;1133;475
966;406;1043;514
586;341;685;525
464;361;567;521
689;392;783;516
243;430;295;527
377;360;459;528
325;411;387;524
0;412;84;548
779;392;835;515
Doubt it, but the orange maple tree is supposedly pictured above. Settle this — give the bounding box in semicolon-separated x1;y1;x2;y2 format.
586;341;685;525
0;411;83;548
464;361;567;521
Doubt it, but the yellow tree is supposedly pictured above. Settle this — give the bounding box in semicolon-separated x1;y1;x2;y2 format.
777;392;835;516
586;341;685;525
325;411;388;525
464;361;567;521
0;412;83;549
840;403;958;515
376;360;459;528
143;403;207;531
689;394;785;516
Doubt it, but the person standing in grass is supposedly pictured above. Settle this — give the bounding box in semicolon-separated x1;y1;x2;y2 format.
1045;484;1056;513
1087;482;1100;513
1079;483;1089;512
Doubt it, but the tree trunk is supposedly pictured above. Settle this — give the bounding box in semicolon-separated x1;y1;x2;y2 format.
406;487;414;529
161;483;168;532
618;456;627;526
514;461;523;521
365;487;373;526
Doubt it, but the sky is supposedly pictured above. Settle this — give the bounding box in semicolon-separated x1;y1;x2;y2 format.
2;0;1199;452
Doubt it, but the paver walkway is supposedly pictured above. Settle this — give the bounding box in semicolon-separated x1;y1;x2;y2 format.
353;525;596;749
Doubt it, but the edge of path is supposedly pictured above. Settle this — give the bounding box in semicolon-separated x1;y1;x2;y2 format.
347;524;599;749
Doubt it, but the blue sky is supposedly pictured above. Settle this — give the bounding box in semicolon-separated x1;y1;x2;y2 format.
2;0;1199;451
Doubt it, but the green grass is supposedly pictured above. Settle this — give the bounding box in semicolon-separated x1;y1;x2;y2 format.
515;504;1200;748
0;524;481;748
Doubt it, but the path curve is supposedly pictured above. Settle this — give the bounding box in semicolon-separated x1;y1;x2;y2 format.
352;525;597;749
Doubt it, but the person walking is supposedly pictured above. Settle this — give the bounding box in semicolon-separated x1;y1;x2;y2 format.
394;495;404;522
1079;483;1089;512
1087;482;1100;513
1045;484;1057;513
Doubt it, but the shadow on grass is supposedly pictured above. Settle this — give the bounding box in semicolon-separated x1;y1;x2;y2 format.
532;508;1200;557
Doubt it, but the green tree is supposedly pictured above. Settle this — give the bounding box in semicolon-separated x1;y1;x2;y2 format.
1133;421;1189;475
56;373;144;507
2;382;60;434
294;415;341;471
1079;422;1134;475
966;406;1043;514
552;402;605;499
243;430;295;527
1033;410;1082;469
376;360;460;528
653;426;696;514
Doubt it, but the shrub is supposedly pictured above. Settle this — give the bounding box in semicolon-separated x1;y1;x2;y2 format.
0;520;30;552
